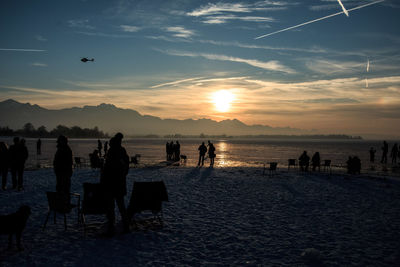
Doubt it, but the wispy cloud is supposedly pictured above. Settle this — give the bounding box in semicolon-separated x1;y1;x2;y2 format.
35;35;47;42
158;49;295;73
165;26;195;38
151;77;205;88
76;31;132;38
31;63;48;67
68;19;95;29
187;1;289;24
119;25;141;32
201;15;275;24
0;48;46;52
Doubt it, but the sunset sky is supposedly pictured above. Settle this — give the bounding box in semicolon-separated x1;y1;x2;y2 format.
0;0;399;137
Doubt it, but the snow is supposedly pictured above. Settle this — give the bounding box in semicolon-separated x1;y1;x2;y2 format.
1;166;400;266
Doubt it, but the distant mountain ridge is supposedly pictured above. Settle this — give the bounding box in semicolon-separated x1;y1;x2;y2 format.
0;99;310;136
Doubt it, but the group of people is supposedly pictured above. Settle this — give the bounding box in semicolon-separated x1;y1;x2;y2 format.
54;133;130;235
0;137;29;191
165;141;180;161
198;140;216;167
298;151;321;172
369;141;400;165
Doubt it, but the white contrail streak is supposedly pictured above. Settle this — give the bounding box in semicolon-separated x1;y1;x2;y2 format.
255;0;384;40
367;59;370;72
0;48;46;52
337;0;349;17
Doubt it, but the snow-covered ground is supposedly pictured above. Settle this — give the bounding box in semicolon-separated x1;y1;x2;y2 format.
1;166;400;266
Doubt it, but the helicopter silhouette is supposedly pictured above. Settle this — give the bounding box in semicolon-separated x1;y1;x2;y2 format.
81;57;94;63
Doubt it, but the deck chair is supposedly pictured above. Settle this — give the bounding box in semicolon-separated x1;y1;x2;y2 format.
43;192;81;231
127;181;168;222
81;183;109;231
269;162;278;176
263;162;278;176
288;159;296;170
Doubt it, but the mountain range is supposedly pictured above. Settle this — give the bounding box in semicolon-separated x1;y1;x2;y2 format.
0;99;310;136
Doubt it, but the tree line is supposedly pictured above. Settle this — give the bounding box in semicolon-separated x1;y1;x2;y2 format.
0;123;109;138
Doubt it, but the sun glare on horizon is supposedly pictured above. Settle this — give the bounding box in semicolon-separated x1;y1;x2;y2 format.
212;90;235;112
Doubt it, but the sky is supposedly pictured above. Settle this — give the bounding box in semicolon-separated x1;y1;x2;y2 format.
0;0;399;138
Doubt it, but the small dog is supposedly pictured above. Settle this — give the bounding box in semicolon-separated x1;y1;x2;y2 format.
180;155;187;162
0;205;31;250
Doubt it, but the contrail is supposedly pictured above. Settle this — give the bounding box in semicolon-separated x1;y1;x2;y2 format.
0;48;46;52
255;0;384;40
367;59;370;72
337;0;349;17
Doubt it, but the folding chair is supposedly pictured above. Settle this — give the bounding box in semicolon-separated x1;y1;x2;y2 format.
81;183;109;232
127;181;168;222
288;159;296;170
43;192;81;230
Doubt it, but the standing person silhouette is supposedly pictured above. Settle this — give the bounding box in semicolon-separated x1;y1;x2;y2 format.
104;141;108;157
53;135;73;200
0;142;9;190
369;147;376;163
197;142;207;167
97;139;103;157
311;152;321;171
381;141;388;164
208;141;216;167
102;133;130;235
36;138;42;155
9;137;28;190
391;143;398;164
175;141;181;162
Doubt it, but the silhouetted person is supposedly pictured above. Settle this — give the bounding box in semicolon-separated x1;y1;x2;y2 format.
311;152;320;171
9;137;28;190
381;141;388;164
299;151;310;172
347;156;361;174
36;138;42;155
104;141;108;157
53;135;73;199
0;142;9;190
101;133;130;235
174;141;180;161
369;147;376;163
89;149;102;169
391;143;398;164
198;142;207;167
97;139;103;157
208;141;216;167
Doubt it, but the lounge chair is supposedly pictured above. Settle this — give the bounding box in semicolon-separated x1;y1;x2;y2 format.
43;192;81;230
127;181;168;222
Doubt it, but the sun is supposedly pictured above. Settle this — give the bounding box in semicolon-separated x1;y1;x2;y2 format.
212;90;235;112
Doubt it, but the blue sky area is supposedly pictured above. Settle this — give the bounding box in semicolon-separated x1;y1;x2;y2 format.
0;0;399;137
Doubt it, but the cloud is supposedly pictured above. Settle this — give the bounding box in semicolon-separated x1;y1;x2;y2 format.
201;15;275;24
75;31;132;38
151;77;205;88
187;2;290;24
31;63;48;67
0;48;46;52
119;25;141;32
35;35;47;42
158;49;295;73
165;26;195;38
68;19;95;29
